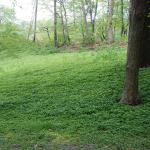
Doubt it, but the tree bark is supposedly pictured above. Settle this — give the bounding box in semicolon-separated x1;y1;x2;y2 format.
120;0;145;105
120;0;125;37
81;0;88;36
89;0;98;33
54;0;58;47
72;0;76;27
140;1;150;68
60;5;66;45
62;2;70;45
33;0;38;42
43;27;51;42
93;0;98;33
107;0;114;44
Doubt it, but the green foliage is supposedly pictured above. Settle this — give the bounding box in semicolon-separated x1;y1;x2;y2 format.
0;23;20;37
0;45;150;149
0;0;130;46
0;35;63;59
96;17;107;42
82;33;96;46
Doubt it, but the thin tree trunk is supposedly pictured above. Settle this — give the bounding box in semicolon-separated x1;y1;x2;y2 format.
44;27;51;42
120;0;145;105
80;12;85;39
92;0;98;33
107;0;114;44
72;0;76;27
89;0;98;33
89;0;93;32
47;30;51;42
60;5;66;45
33;0;38;42
54;0;58;47
81;0;88;36
121;0;125;37
62;3;70;44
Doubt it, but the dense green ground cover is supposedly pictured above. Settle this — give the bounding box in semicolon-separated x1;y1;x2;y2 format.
0;38;150;149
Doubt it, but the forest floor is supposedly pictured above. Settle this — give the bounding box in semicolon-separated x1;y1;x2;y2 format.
0;39;150;150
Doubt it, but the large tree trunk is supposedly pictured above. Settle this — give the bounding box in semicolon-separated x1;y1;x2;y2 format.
54;0;58;47
140;1;150;68
120;0;146;105
107;0;114;44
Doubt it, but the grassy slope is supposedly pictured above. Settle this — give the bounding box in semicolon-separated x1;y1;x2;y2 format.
0;41;150;149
